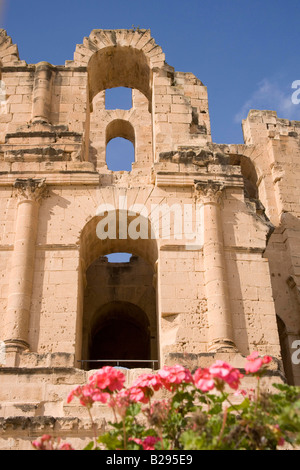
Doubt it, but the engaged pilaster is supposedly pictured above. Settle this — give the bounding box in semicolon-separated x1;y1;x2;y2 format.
195;180;236;352
32;62;54;124
4;179;47;358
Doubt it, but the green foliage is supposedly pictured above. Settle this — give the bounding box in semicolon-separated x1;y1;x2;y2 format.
85;380;300;451
32;358;300;451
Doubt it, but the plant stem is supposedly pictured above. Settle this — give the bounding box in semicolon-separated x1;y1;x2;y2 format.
122;418;127;450
217;406;228;447
255;377;261;412
158;428;164;450
87;407;98;449
224;394;242;417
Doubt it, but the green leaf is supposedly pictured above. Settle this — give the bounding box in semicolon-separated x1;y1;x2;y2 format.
97;433;123;450
83;441;95;451
227;397;250;413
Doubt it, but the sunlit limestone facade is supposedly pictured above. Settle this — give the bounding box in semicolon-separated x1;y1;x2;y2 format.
0;28;299;449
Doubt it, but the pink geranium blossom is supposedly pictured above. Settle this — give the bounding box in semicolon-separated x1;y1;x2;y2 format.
132;373;162;392
58;443;75;451
67;366;125;408
209;360;243;390
140;436;161;450
109;388;133;417
32;434;54;450
67;383;110;407
194;361;243;392
129;436;160;450
32;435;74;451
128;373;163;404
89;389;111;404
67;385;95;408
244;352;272;374
89;366;125;392
129;386;151;404
193;368;215;392
157;365;193;391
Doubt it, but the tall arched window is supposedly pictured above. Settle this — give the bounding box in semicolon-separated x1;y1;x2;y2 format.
78;213;159;371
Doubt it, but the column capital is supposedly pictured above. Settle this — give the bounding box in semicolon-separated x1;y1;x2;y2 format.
14;178;47;204
194;180;225;204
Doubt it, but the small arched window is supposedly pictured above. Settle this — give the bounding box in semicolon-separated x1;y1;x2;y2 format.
106;119;135;171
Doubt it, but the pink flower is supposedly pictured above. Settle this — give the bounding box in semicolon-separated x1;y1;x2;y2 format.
273;425;285;447
141;436;161;450
129;436;160;450
209;361;243;390
262;355;272;365
128;373;163;404
67;385;94;408
234;389;248;397
157;365;193;391
132;373;162;392
89;389;110;404
194;362;243;392
108;388;133;417
68;367;126;408
58;443;74;451
130;437;143;446
32;435;54;450
32;435;74;451
244;352;272;374
89;366;125;392
193;368;215;392
129;386;151;404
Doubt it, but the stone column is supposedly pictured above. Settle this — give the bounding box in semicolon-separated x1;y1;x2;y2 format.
32;61;54;124
4;178;47;358
195;180;236;352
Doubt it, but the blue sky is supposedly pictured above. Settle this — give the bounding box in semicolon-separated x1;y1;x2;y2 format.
1;0;300;145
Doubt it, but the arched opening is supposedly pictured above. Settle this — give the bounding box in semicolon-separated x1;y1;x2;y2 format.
230;153;258;200
106;137;135;171
78;212;159;371
88;46;152;110
106;119;135;144
106;252;132;263
89;301;151;370
105;87;132;110
105;119;135;171
276;315;295;384
86;43;154;168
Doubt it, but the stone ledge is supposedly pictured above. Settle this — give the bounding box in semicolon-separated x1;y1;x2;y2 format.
0;416;104;433
166;351;285;376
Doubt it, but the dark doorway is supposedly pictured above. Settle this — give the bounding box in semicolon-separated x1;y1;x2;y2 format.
89;301;151;370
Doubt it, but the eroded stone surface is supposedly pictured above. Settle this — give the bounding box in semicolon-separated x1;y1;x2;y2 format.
0;28;299;449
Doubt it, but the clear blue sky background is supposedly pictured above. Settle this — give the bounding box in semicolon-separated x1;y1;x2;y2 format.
1;0;300;145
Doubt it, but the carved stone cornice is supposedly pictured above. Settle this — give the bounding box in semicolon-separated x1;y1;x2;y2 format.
14;178;47;204
194;180;225;204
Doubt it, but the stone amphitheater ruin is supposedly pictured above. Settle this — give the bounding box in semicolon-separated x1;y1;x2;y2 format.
0;28;299;449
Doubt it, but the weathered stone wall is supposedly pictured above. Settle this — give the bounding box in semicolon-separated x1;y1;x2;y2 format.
242;110;300;385
0;28;298;449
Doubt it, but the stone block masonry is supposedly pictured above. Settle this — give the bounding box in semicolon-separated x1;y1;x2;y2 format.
0;28;298;449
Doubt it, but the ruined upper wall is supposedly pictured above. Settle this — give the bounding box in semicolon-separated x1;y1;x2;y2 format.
0;28;211;170
242;110;300;222
0;29;25;66
242;109;300;145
